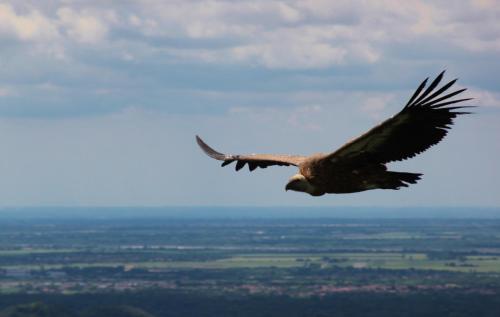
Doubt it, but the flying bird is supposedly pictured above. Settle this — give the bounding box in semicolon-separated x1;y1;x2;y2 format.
196;71;472;196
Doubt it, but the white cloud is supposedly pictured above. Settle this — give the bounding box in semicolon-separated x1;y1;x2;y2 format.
120;0;499;68
231;41;347;69
468;88;500;108
57;7;111;44
1;0;499;69
0;3;58;41
0;0;498;119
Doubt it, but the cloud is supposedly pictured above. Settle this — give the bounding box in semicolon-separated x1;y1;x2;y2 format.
0;86;13;97
469;88;500;108
360;94;395;120
0;1;498;208
57;7;112;44
122;0;500;68
0;3;58;41
0;0;498;118
115;2;385;68
1;1;500;66
225;90;404;134
230;40;348;69
228;104;323;131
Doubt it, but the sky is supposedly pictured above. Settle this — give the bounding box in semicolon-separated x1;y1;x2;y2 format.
0;0;499;207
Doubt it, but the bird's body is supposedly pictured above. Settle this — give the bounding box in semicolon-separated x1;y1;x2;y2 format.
196;72;472;196
296;157;421;195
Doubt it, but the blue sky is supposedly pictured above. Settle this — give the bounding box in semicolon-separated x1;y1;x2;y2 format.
0;0;499;207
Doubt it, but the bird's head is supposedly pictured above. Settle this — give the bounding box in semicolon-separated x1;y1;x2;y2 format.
285;174;316;195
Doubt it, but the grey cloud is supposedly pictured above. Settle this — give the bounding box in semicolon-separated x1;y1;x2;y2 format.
0;0;498;118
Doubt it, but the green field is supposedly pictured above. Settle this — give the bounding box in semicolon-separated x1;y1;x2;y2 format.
3;252;500;273
1;216;500;297
0;249;75;256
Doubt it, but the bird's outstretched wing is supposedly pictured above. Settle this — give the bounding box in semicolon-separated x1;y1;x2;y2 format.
196;135;306;171
324;71;473;164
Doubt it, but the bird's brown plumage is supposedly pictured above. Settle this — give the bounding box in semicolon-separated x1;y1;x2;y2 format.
196;136;307;171
196;71;472;196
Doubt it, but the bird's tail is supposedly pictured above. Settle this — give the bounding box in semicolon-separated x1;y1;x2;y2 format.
380;171;422;190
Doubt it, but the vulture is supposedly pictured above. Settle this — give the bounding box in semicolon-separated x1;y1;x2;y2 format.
196;71;472;196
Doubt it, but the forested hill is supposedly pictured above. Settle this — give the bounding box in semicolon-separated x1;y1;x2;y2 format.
1;292;500;317
0;302;154;317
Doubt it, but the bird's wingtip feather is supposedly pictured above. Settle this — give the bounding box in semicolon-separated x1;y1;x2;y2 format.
195;135;227;160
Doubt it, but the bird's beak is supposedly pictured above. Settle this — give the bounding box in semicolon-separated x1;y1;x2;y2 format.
285;182;292;191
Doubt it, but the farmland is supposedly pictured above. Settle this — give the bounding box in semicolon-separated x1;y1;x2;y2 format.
1;207;500;316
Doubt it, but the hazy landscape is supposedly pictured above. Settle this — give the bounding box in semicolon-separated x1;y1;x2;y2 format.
1;207;500;316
